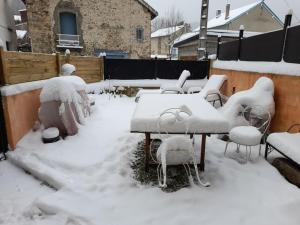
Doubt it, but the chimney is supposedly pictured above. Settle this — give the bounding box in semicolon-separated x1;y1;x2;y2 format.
225;4;230;19
216;10;222;18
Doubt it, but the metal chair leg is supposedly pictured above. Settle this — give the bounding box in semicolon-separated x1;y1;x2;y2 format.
245;146;248;163
236;144;240;153
0;152;6;161
248;146;252;162
224;141;229;156
265;143;269;159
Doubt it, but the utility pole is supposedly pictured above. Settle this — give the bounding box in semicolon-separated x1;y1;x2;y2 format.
198;0;209;60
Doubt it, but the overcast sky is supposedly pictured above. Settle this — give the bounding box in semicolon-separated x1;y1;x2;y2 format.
146;0;300;26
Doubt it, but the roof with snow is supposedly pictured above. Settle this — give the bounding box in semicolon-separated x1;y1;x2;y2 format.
174;1;282;48
151;25;184;38
137;0;158;19
173;29;261;47
206;1;282;29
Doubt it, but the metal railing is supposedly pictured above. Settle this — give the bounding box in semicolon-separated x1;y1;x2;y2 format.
57;34;82;48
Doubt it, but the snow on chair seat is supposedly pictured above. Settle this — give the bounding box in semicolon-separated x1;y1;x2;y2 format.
266;126;300;164
229;126;262;146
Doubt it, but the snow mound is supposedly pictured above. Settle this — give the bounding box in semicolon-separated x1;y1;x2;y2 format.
40;76;86;103
219;77;275;129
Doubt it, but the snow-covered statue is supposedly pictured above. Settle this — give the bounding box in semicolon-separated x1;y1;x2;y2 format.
219;77;275;129
39;76;90;137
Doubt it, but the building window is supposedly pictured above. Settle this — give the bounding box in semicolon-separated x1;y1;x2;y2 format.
59;12;77;35
136;27;144;42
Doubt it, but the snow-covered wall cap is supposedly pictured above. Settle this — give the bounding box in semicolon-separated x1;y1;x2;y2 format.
212;60;300;76
1;80;48;97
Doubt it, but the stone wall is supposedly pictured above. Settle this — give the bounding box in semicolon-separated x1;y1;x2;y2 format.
26;0;152;58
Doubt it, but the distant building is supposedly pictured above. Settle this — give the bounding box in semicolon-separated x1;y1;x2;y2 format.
174;1;283;60
23;0;158;58
151;24;190;59
0;0;25;51
15;7;31;52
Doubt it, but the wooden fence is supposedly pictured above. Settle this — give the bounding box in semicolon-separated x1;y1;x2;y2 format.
0;47;104;85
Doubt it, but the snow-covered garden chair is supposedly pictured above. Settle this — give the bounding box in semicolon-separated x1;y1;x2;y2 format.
224;105;271;162
219;77;275;131
188;74;228;107
135;70;190;102
155;106;210;188
265;124;300;165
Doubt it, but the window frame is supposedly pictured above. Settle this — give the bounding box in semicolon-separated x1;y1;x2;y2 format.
58;11;78;35
136;27;144;43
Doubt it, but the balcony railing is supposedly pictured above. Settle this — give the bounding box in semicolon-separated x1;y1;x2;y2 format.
56;34;83;49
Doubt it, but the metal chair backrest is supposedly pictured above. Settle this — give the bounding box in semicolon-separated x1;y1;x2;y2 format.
243;105;271;137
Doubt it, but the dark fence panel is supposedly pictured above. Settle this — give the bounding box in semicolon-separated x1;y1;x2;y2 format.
284;25;300;64
104;59;156;80
218;40;239;61
156;60;209;80
104;58;209;80
240;29;285;62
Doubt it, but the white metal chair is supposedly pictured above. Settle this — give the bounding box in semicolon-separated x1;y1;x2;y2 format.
135;70;190;102
154;105;210;188
224;105;271;162
188;75;228;107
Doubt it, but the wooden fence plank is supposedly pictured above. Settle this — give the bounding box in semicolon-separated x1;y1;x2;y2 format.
0;51;104;85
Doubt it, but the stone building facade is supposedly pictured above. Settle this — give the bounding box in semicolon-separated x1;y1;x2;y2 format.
25;0;157;58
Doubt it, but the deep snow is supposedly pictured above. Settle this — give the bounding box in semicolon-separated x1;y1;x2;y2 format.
1;94;300;225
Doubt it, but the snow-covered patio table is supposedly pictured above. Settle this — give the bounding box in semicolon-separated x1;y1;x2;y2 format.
130;94;230;171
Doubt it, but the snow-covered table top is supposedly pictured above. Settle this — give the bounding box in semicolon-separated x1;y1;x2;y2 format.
130;94;230;134
267;132;300;163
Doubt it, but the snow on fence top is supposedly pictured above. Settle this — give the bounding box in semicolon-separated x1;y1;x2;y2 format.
212;60;300;76
1;78;208;97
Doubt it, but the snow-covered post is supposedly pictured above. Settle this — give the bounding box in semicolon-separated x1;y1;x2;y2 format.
0;46;7;85
65;49;71;63
284;10;293;29
56;52;61;76
216;34;222;60
238;25;244;60
281;10;293;60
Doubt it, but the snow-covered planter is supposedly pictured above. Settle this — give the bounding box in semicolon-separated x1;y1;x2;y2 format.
42;127;60;143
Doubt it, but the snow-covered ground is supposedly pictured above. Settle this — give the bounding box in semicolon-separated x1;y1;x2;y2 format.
1;94;300;225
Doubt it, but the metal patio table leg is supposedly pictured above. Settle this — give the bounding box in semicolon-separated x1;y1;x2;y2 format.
200;134;207;171
144;133;150;171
